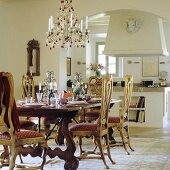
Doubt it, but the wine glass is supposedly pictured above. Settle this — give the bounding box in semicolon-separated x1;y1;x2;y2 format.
36;92;43;103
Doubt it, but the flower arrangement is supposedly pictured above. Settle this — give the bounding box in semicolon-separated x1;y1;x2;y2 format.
89;64;105;72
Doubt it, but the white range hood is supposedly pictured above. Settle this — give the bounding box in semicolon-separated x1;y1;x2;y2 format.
104;11;169;57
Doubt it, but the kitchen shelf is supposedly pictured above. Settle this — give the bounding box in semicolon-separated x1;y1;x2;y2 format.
119;96;145;123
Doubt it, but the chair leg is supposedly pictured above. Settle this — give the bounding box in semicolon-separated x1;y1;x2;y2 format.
40;143;48;170
78;137;83;155
1;146;10;166
124;126;134;151
104;134;115;165
119;128;130;155
19;154;23;163
9;147;17;170
96;137;109;169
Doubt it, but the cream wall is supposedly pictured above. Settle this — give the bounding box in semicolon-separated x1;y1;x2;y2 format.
1;0;170;99
0;0;63;99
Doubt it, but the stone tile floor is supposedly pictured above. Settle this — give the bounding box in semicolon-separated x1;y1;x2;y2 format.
1;123;170;170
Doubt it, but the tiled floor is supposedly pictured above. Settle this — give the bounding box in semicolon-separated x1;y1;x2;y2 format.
1;122;170;170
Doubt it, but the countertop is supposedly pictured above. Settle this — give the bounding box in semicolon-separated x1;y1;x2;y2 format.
113;84;170;92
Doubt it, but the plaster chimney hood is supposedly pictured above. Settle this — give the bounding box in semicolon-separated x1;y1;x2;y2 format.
104;11;169;57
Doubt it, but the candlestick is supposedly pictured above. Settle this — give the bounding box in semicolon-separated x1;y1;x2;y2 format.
54;82;57;91
50;82;53;90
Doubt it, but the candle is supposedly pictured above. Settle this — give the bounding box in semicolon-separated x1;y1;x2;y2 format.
50;16;53;29
85;16;88;29
48;17;51;32
84;84;87;89
39;83;41;91
30;69;32;76
70;13;73;27
50;82;53;90
80;20;83;32
72;84;74;89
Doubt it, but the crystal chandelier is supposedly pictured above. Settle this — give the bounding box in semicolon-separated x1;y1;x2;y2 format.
46;0;90;49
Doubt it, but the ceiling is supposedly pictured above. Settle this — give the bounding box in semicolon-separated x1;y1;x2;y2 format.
88;13;110;27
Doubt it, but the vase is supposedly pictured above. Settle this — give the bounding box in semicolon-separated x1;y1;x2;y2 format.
95;70;101;77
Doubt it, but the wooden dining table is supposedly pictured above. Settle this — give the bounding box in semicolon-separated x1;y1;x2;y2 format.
17;99;120;170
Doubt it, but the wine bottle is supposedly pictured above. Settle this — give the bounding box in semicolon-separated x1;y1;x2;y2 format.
49;89;54;100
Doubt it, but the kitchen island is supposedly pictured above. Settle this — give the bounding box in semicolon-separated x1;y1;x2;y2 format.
111;85;170;128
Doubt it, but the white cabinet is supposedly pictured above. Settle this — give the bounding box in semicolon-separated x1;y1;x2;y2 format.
111;87;170;128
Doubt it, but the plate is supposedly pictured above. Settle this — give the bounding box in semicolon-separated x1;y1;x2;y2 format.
23;103;46;107
16;100;26;105
87;98;101;103
90;98;101;101
67;101;88;104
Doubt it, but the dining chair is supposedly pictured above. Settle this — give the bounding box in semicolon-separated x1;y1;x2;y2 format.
108;75;134;155
21;74;35;100
0;72;48;170
84;76;102;123
20;75;37;130
69;75;115;169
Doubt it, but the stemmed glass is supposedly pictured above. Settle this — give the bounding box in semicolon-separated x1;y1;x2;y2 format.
36;92;43;103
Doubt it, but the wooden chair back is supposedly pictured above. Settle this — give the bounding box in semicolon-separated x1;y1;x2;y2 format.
98;75;113;133
88;76;102;97
0;72;20;138
0;72;48;169
120;75;133;123
21;75;35;99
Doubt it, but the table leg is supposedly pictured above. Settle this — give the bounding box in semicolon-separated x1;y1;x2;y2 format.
38;117;41;133
62;117;79;170
47;116;79;170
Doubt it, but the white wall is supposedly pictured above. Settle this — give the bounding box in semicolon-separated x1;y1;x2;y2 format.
1;0;170;99
0;0;64;99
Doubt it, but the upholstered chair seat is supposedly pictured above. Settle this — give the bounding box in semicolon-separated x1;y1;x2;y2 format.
0;130;44;140
70;123;97;131
108;117;128;124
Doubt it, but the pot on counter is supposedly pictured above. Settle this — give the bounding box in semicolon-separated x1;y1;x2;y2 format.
160;81;167;87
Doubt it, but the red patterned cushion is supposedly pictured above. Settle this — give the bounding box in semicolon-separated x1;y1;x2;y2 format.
0;132;11;140
109;116;128;123
16;130;43;139
108;117;120;123
0;130;43;140
69;123;97;132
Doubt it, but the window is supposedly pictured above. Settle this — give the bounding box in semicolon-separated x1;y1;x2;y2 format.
96;42;119;77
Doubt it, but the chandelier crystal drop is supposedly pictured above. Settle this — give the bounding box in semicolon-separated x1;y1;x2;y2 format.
46;0;90;50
